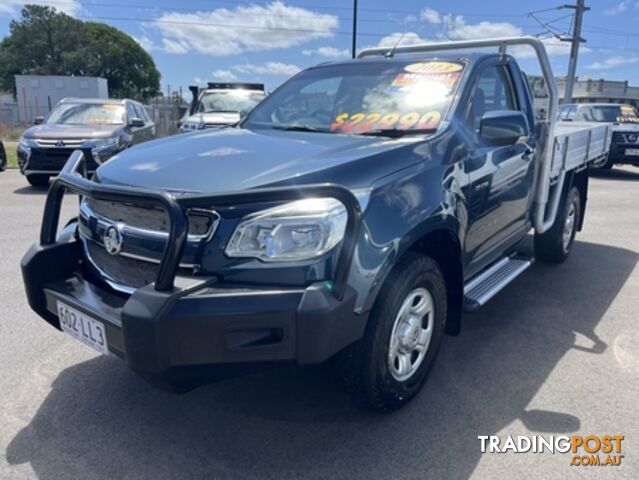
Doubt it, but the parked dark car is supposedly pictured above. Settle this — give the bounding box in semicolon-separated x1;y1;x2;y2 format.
22;38;608;412
0;139;6;171
18;97;155;186
557;102;639;168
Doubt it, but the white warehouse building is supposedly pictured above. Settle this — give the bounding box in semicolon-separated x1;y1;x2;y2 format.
14;74;108;124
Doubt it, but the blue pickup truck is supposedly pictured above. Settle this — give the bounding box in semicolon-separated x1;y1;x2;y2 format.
21;38;610;411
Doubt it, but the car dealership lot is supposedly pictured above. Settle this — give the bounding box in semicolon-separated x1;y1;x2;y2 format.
0;168;637;479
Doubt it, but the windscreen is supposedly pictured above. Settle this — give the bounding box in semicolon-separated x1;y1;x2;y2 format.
581;105;639;123
245;60;466;135
197;90;266;115
46;103;125;125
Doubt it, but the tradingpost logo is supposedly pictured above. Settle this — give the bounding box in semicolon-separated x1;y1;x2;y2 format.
478;435;624;466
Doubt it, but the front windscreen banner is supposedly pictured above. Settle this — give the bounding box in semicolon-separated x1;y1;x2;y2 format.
330;61;465;134
245;59;466;135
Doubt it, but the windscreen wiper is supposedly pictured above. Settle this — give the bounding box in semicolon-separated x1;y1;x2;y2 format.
270;125;329;133
357;128;438;138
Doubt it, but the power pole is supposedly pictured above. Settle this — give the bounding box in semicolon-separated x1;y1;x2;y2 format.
561;0;589;103
352;0;358;59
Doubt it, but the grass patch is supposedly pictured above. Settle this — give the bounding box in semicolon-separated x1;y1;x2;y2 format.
6;147;17;168
0;124;26;141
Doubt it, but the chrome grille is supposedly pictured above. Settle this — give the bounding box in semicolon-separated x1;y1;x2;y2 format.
80;198;217;292
86;198;218;237
36;139;85;148
613;131;639;144
85;241;159;290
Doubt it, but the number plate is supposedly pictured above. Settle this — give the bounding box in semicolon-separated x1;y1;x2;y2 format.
625;148;639;156
57;301;109;354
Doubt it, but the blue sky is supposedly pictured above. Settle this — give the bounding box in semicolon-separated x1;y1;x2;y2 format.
1;0;639;94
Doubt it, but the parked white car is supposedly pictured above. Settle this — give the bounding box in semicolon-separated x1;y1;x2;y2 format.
179;83;267;132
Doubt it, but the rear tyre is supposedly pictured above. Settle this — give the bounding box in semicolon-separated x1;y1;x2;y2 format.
0;142;6;171
534;185;581;264
26;174;50;187
338;252;447;412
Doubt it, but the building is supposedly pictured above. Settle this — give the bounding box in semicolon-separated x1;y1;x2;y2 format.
556;77;639;107
14;75;108;124
529;75;639;109
0;91;19;126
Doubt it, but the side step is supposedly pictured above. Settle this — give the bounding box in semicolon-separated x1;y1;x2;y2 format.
463;255;534;312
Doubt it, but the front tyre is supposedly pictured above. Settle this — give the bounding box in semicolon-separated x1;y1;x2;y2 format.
339;253;447;412
534;185;581;264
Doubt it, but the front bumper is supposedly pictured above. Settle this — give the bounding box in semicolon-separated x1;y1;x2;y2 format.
609;143;639;165
18;145;117;176
22;151;365;389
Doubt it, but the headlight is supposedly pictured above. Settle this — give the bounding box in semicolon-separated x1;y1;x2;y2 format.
180;122;197;132
18;137;35;151
225;198;347;262
89;137;120;163
86;137;120;150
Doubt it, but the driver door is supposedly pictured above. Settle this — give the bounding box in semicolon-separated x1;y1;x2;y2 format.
463;62;536;270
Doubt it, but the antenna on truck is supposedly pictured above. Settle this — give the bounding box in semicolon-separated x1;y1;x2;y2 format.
385;33;406;58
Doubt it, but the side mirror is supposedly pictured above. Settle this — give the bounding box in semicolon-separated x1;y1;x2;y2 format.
34;116;45;125
129;117;145;128
479;110;529;146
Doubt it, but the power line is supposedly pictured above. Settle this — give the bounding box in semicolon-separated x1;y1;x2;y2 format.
27;0;533;18
0;0;543;26
32;12;537;41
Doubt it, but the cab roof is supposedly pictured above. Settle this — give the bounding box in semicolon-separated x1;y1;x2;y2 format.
314;51;496;69
59;97;134;105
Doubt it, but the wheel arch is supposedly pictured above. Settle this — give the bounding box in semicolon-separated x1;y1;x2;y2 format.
407;228;463;336
361;220;464;336
573;168;589;231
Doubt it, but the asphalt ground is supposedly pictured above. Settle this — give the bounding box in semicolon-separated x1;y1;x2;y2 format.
0;167;637;480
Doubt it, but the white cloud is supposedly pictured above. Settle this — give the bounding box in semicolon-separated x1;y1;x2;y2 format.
376;32;428;48
161;38;189;54
302;46;350;58
373;10;587;60
233;62;301;76
132;35;156;52
212;69;238;82
442;13;522;39
152;1;338;56
604;1;629;16
421;8;441;25
587;56;639;70
0;0;81;15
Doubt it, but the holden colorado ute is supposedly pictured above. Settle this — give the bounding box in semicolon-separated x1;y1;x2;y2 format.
22;38;610;412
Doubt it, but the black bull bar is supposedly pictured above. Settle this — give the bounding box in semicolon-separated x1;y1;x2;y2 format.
40;151;363;300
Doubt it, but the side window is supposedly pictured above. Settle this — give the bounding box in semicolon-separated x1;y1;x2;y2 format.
557;106;569;120
140;105;152;123
125;103;137;124
566;105;577;121
469;65;517;130
133;104;146;122
575;107;590;122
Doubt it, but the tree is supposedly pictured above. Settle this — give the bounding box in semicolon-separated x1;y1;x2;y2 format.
83;23;160;101
0;5;160;101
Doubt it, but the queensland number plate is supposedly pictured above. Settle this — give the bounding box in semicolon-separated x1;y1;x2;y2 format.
57;301;108;354
625;148;639;156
